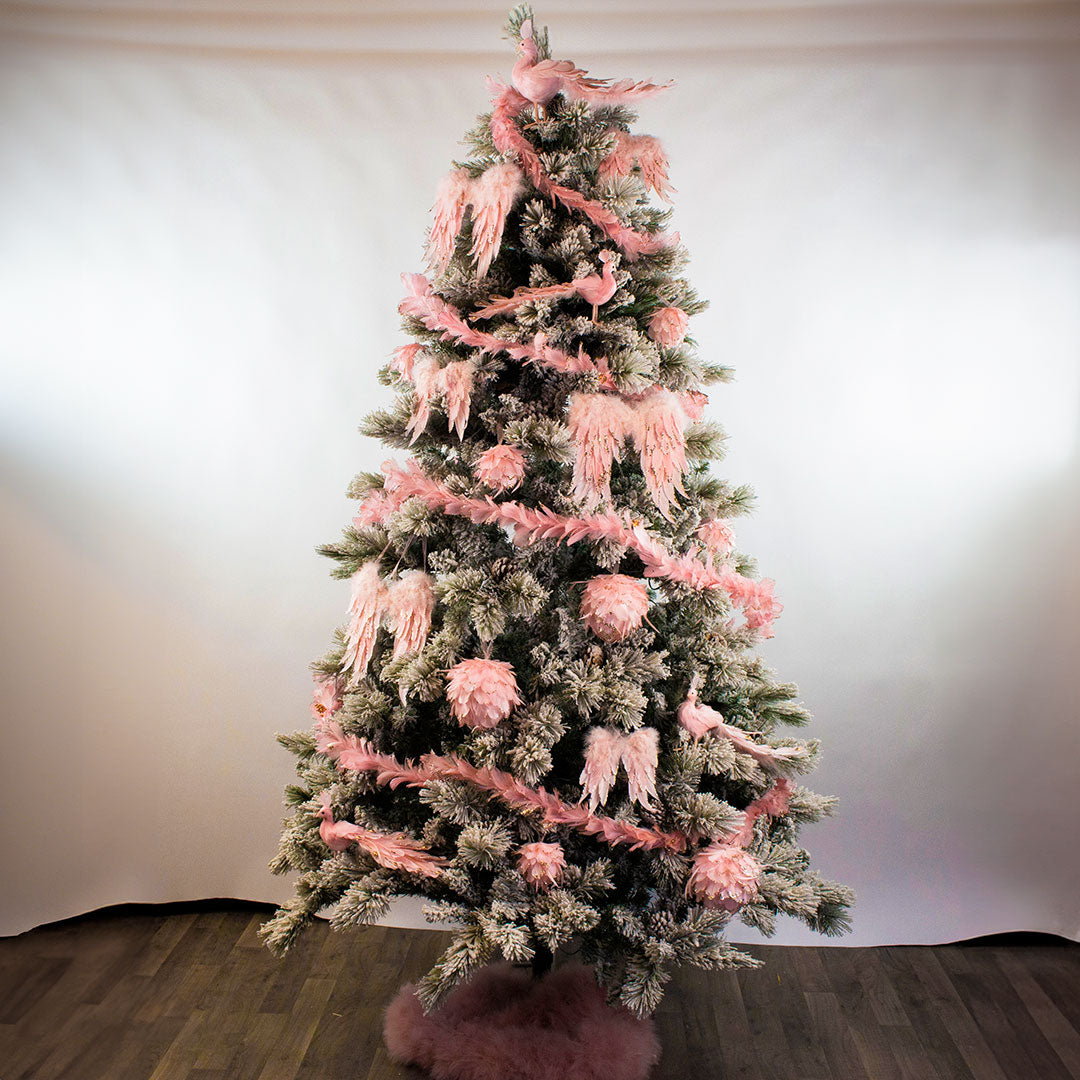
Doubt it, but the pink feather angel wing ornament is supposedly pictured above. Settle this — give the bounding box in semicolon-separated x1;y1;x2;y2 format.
566;392;633;508
620;727;659;812
599;131;676;203
404;354;443;444
578;727;623;813
342;561;389;687
387;570;435;660
631;388;690;519
438;360;475;440
468;162;525;279
426;168;472;276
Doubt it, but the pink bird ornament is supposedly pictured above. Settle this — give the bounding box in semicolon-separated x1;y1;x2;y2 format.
512;18;671;122
599;131;676;203
677;684;807;773
317;794;445;877
342;562;390;687
470;250;618;323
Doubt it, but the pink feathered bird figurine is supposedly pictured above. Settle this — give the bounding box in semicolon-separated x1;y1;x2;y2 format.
512;18;671;122
471;249;618;323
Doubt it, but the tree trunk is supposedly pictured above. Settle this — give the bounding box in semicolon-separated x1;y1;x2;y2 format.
531;944;554;979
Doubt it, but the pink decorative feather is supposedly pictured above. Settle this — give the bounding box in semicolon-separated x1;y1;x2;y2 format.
404;354;442;444
469;162;525;279
631;388;688;519
390;343;425;381
697;518;735;555
426;168;472;276
310;676;342;722
621;727;659;812
600;132;675;202
579;727;623;813
742;577;782;639
567;392;633;508
439;360;475;440
474;444;527;492
341;562;389;687
387;570;435;660
316;791;360;852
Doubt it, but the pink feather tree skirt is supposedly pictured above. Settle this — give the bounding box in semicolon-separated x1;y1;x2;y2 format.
383;962;660;1080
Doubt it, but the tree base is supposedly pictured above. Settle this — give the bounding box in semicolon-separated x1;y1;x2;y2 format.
383;962;660;1080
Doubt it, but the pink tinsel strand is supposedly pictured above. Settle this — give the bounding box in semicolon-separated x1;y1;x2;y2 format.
647;305;689;347
387;570;435;660
316;793;444;877
599;131;676;203
578;727;622;813
580;573;650;643
445;658;522;729
324;735;687;853
566;392;633;509
486;81;678;261
380;461;777;632
686;843;762;910
630;387;689;519
342;562;389;687
517;841;566;889
474;444;527;492
398;274;614;388
468;162;526;279
677;687;808;774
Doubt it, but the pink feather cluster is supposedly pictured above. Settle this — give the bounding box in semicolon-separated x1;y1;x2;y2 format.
646;305;689;347
580;574;649;642
403;356;476;444
599;131;675;203
516;841;566;890
445;658;523;729
474;444;527;492
579;727;659;813
686;843;763;910
342;563;435;686
310;676;342;722
427;162;525;279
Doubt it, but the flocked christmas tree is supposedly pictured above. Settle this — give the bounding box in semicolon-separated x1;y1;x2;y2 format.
262;5;854;1018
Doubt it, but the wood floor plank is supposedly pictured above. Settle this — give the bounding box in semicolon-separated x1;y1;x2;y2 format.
1;905;1077;1080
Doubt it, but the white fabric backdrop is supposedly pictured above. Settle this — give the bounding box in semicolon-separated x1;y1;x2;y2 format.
2;0;1078;945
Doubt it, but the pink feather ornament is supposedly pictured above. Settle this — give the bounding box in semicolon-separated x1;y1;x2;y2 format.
631;388;689;519
580;574;649;643
743;578;782;639
646;305;689;347
439;360;475;440
342;562;389;687
567;392;633;509
599;131;675;203
681;389;708;421
579;727;623;813
621;727;659;812
469;162;525;279
404;354;443;444
426;168;472;276
310;676;342;722
387;570;435;660
687;843;763;910
517;841;566;890
446;658;522;729
474;444;527;492
391;342;425;382
317;794;444;877
754;776;794;818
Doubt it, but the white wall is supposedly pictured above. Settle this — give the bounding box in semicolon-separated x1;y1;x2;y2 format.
2;1;1078;944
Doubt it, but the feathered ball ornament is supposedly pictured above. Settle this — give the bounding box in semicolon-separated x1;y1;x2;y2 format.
517;841;566;890
388;570;435;660
445;658;522;729
647;306;689;348
686;843;763;911
474;444;526;492
580;574;649;642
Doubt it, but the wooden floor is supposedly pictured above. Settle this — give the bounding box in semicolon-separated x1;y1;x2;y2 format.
1;904;1078;1080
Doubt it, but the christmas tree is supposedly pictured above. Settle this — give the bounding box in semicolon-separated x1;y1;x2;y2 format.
262;4;853;1020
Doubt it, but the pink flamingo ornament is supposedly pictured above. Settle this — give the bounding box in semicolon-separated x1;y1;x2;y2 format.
471;250;617;322
512;19;670;122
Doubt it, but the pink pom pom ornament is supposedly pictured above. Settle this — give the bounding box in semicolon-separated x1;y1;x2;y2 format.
646;306;689;348
687;843;763;911
474;444;526;492
517;841;566;890
580;574;649;642
446;658;523;729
